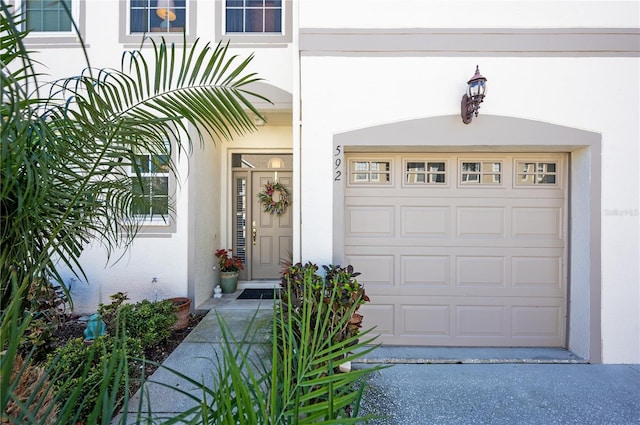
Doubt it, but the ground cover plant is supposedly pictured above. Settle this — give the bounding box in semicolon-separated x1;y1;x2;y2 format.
98;293;178;349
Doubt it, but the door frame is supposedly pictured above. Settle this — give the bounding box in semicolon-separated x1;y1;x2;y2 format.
230;152;293;281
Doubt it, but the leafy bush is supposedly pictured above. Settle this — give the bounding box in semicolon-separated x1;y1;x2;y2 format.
120;300;177;349
97;291;129;331
98;294;178;349
18;280;72;361
2;278;142;425
18;317;56;362
280;262;370;353
46;334;143;424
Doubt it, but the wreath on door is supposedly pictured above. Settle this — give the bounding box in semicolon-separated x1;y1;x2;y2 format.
257;181;291;215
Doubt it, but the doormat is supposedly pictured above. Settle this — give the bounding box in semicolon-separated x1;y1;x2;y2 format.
237;288;281;300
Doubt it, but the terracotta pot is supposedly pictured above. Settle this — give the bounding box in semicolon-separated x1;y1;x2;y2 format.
219;271;239;293
169;297;192;330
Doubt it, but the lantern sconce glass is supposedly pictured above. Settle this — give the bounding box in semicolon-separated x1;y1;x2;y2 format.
461;65;487;124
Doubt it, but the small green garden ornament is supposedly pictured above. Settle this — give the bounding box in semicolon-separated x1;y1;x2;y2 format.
83;313;106;343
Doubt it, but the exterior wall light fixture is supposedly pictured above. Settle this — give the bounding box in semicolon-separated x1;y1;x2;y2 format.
461;65;487;124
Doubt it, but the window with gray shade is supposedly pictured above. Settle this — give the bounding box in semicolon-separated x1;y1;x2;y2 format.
225;0;282;34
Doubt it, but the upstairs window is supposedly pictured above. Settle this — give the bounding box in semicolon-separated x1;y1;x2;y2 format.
225;0;282;34
129;0;187;34
21;0;75;33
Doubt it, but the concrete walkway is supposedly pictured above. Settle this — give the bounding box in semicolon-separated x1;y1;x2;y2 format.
116;295;640;424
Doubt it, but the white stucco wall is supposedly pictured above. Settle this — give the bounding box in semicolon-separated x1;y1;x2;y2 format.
298;54;639;363
60;152;192;314
300;0;640;29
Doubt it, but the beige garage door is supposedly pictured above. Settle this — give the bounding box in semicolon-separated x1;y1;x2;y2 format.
344;153;567;347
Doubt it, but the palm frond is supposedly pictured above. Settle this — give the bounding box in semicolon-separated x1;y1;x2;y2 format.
1;3;270;307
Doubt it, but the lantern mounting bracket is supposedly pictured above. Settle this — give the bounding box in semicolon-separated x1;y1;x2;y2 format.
461;66;487;124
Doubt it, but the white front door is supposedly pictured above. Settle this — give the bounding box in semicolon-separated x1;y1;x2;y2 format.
250;171;293;279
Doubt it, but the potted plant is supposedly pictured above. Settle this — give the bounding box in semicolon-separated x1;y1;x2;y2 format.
168;297;192;330
215;248;244;293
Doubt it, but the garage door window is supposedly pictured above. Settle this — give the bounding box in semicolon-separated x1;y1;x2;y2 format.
516;161;558;186
350;160;391;184
460;161;502;185
405;161;446;184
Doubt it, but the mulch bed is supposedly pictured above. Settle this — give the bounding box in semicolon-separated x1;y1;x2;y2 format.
51;312;205;385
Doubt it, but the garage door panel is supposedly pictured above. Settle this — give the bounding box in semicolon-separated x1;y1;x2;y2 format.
401;206;450;236
457;306;507;337
456;256;506;287
346;206;394;236
512;256;563;289
346;232;563;247
512;306;562;338
512;206;563;240
401;255;450;287
348;250;563;297
358;304;395;336
360;296;564;346
400;305;451;336
345;254;394;288
345;153;567;347
456;207;505;238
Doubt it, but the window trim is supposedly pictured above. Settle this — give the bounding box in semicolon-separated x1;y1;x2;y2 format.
215;0;292;44
128;142;178;235
514;159;561;187
402;157;449;187
14;0;85;46
458;159;504;187
347;158;393;187
119;0;198;45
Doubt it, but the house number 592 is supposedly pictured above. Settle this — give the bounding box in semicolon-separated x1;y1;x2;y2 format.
334;145;342;181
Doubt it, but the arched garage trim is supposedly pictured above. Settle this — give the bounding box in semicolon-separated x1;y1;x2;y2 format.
333;115;601;363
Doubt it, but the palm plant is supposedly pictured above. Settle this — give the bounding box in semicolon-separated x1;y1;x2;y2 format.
138;277;384;424
0;0;267;310
2;1;268;422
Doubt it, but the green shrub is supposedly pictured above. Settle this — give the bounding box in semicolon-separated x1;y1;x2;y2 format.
280;262;370;352
97;291;129;332
119;300;177;349
46;334;143;424
17;280;72;362
99;295;178;349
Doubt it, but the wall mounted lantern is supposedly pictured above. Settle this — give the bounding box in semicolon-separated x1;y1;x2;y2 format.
461;66;487;124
